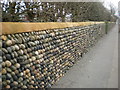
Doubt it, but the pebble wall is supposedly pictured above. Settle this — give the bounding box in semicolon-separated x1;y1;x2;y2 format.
1;23;114;88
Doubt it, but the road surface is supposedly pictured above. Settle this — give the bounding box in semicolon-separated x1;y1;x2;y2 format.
52;24;118;88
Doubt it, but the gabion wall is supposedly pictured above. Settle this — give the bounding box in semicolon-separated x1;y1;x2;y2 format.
1;23;111;88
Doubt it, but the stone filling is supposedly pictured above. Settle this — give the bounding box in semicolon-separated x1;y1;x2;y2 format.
1;24;111;88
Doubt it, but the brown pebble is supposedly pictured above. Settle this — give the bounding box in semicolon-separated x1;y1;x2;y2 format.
1;35;7;40
11;39;16;45
2;69;6;74
6;85;10;88
35;86;38;88
31;81;34;84
32;66;35;70
31;76;34;79
13;81;18;85
22;85;27;88
29;85;33;88
14;70;19;74
11;72;15;76
5;60;12;67
31;56;36;61
15;63;20;68
6;80;10;84
23;71;26;75
6;40;12;46
14;45;20;51
26;69;30;73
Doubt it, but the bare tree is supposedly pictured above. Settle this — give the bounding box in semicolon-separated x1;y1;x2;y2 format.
1;1;117;22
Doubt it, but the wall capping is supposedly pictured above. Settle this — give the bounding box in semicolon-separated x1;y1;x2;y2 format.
1;22;104;34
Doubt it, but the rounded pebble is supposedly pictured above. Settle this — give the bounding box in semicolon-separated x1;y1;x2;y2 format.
5;54;11;60
5;60;12;67
1;35;7;40
6;40;12;46
14;45;20;51
2;69;7;74
15;63;20;68
6;85;10;88
13;81;18;85
7;47;12;53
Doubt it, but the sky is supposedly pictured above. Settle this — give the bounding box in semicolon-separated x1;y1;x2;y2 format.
103;0;119;16
104;0;119;8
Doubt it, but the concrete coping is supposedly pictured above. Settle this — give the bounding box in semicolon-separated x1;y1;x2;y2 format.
1;22;105;35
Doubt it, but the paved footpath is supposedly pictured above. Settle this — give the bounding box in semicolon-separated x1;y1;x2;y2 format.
52;24;118;88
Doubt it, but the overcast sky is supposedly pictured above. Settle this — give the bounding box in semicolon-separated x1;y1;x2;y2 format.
104;0;119;8
103;0;120;15
103;0;119;15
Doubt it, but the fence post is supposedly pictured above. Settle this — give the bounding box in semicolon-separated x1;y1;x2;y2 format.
105;21;108;34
